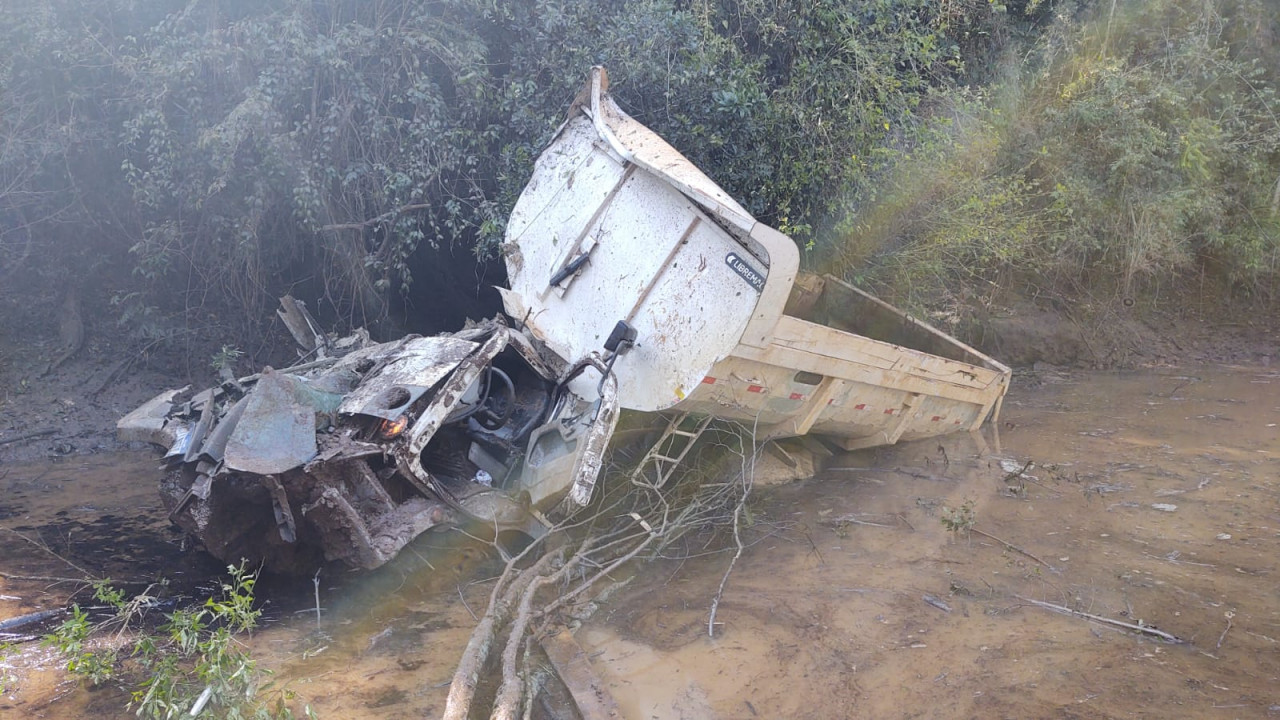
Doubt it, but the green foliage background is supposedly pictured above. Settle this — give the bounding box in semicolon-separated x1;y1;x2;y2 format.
829;0;1280;309
0;0;1276;341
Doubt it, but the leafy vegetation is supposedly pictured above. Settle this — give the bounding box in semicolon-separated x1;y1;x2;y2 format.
940;498;978;535
0;0;1276;348
40;566;311;719
0;0;999;335
831;0;1280;310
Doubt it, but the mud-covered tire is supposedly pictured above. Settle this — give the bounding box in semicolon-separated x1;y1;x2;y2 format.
160;465;325;574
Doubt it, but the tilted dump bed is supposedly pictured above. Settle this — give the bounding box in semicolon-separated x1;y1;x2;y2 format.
501;68;1009;452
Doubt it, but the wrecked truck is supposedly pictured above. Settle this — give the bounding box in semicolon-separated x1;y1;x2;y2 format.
119;67;1011;572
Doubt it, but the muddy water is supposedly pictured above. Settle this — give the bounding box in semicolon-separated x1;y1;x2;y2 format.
0;453;493;718
3;365;1279;719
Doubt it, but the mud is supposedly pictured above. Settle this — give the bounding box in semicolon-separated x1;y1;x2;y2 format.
3;365;1279;719
579;365;1280;719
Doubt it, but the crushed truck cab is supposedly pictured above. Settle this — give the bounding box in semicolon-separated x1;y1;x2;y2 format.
120;68;1009;572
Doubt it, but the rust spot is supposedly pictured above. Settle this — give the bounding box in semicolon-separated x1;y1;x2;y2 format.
854;403;866;410
931;416;943;422
884;408;895;415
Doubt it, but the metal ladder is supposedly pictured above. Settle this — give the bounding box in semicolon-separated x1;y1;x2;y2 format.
628;412;714;489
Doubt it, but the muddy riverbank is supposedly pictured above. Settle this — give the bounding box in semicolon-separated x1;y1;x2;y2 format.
2;364;1277;718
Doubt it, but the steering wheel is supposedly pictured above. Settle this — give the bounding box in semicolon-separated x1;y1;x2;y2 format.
475;367;516;431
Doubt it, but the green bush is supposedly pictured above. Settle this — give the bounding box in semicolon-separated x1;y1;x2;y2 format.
830;0;1280;306
41;566;312;720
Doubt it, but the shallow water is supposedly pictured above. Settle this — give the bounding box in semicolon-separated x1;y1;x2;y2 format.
2;365;1278;718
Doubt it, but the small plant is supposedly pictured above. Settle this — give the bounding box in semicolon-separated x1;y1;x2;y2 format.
940;499;977;535
43;582;126;686
211;345;244;373
42;564;311;720
0;641;17;694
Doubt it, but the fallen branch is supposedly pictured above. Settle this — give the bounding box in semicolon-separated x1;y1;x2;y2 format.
86;357;134;399
707;499;745;637
0;428;57;447
442;548;559;720
970;527;1057;572
708;443;754;638
1014;595;1183;643
831;514;895;528
537;527;657;620
493;545;586;720
0;607;65;632
446;419;763;718
0;527;96;578
0;572;86;584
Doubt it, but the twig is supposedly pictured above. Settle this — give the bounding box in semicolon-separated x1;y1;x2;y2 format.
970;528;1056;572
0;527;96;578
1142;551;1215;568
708;499;745;637
457;585;476;622
537;529;657;619
312;568;322;630
1216;611;1234;651
708;424;757;638
1020;475;1060;496
85;357;133;399
831;515;895;528
236;356;337;384
922;595;952;613
0;572;88;584
1014;595;1183;643
1002;460;1035;484
0;428;57;446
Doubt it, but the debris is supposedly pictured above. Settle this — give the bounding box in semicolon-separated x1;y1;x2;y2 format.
1216;533;1232;540
1014;595;1183;644
276;295;329;358
922;594;952;613
1151;503;1178;512
0;607;64;633
0;427;57;447
970;527;1057;572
